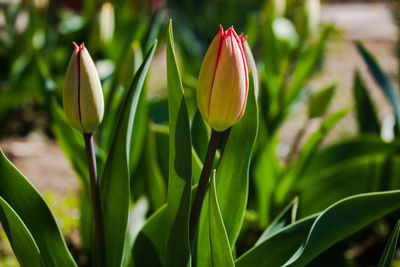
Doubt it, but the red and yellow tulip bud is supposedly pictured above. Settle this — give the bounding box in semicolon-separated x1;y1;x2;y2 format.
63;43;104;133
240;34;259;99
197;26;248;132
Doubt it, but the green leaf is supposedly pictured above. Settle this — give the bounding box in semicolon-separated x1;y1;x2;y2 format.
252;131;281;226
165;20;192;267
256;197;298;244
378;220;400;267
353;70;380;134
308;84;336;119
298;156;385;216
0;150;76;266
208;171;235;267
132;205;166;266
356;41;400;129
0;196;41;267
236;214;319;267
284;190;400;266
122;197;149;267
100;40;157;267
191;110;209;161
276;109;348;204
129;79;149;176
239;190;400;266
301;136;400;180
195;70;259;266
143;124;167;210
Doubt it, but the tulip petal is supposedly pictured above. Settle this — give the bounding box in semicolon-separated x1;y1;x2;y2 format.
63;47;82;132
79;47;104;133
197;26;223;119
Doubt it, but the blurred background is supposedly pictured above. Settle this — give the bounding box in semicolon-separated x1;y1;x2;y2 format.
1;0;400;266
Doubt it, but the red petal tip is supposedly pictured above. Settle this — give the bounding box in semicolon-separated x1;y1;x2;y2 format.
73;42;79;50
219;25;224;37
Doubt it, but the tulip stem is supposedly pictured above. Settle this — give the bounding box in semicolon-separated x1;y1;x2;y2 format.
189;129;222;252
83;133;106;267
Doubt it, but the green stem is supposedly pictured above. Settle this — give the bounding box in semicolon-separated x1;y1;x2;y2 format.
83;133;106;267
189;129;222;252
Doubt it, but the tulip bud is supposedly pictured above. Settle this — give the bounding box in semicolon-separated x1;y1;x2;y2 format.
63;42;104;133
240;34;259;99
197;26;248;132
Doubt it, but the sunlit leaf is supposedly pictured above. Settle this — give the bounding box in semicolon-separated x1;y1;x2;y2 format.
165;20;192;267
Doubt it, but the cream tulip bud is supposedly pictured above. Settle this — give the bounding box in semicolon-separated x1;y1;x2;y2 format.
197;26;248;132
63;43;104;133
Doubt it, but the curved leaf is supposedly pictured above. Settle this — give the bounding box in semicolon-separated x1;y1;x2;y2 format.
356;41;400;129
284;190;400;266
165;20;192;267
256;197;298;245
236;214;319;267
377;219;400;267
301;136;400;181
100;40;157;267
353;70;380;134
298;156;384;216
132;205;166;266
209;171;234;267
308;84;336;119
0;150;76;266
0;196;41;267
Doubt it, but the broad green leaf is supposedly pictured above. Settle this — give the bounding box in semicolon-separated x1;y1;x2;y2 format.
151;123;202;189
256;197;298;245
0;196;41;267
356;41;400;129
191;110;209;161
298;156;384;216
131;205;166;266
284;190;400;266
100;40;157;267
253;130;280;226
353;70;380;134
308;84;336;119
0;150;76;266
143;124;167;210
129;79;149;176
165;20;192;267
195;71;259;267
301;136;400;180
378;220;400;267
239;190;400;266
152;123;170;181
122;197;149;267
192;148;203;185
276;109;348;204
236;214;319;267
208;171;235;267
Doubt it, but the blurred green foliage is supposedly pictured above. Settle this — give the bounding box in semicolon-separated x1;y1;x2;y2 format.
1;0;400;266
